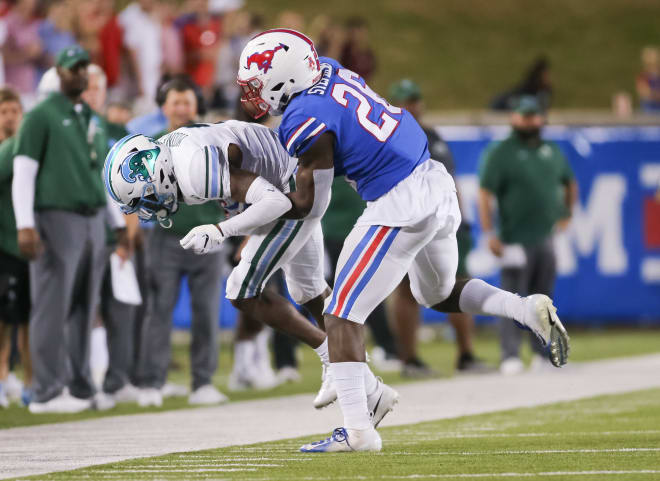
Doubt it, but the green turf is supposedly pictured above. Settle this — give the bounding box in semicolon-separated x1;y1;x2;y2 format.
17;388;660;480
244;0;658;109
0;328;658;430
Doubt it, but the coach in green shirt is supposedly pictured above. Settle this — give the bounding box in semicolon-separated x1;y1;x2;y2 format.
478;96;577;372
11;46;126;412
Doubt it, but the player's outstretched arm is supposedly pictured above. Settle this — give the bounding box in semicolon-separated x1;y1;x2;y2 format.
284;132;335;220
180;165;291;255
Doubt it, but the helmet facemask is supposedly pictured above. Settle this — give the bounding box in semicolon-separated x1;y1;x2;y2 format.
117;144;178;228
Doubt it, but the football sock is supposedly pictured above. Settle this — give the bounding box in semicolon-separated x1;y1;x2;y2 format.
363;364;379;396
330;362;371;431
458;279;525;322
233;340;255;372
313;337;330;365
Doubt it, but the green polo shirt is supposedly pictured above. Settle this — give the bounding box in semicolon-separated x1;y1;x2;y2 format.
153;129;225;237
322;177;366;242
479;133;574;246
12;92;108;212
0;137;21;259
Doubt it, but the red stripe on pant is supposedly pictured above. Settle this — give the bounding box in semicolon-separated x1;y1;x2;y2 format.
331;226;391;318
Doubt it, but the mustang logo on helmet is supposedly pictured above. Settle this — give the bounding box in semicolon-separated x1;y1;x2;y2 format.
119;148;159;184
245;43;289;73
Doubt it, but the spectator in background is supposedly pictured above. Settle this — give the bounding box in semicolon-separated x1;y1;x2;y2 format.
73;0;107;66
213;9;261;109
0;87;31;407
478;96;577;375
181;0;222;99
98;0;124;99
159;1;184;76
389;79;493;376
636;46;660;113
310;15;344;59
339;16;376;81
106;101;132;125
81;64;143;403
118;0;163;113
38;0;76;67
138;77;228;407
11;46;127;413
490;56;552;113
1;0;44;102
276;10;305;32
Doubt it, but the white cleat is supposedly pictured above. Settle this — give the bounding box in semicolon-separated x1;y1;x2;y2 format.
161;382;189;398
367;378;399;427
93;392;116;411
313;365;337;409
111;383;141;403
28;390;92;414
276;366;302;384
499;357;525;376
228;365;278;392
138;388;163;407
521;294;570;367
188;384;228;405
300;427;382;453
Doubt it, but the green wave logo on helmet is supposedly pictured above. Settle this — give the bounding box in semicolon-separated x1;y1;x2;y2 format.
119;147;160;184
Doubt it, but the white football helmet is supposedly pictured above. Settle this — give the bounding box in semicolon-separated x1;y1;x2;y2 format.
103;134;178;227
237;28;322;118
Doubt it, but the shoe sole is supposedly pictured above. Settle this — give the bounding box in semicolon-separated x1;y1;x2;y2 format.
371;386;399;428
547;303;570;367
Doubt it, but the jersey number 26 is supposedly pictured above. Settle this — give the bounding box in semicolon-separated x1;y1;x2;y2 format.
331;69;401;142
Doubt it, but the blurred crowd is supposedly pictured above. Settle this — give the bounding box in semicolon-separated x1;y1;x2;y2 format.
0;0;382;115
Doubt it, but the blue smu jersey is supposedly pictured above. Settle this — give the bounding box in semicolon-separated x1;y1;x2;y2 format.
278;57;430;201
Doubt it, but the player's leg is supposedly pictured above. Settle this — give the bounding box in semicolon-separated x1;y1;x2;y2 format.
279;222;334;406
226;219;327;352
409;230;569;368
301;223;428;453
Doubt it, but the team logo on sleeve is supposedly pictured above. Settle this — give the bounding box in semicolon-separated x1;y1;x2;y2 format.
120;148;159;183
246;43;289;73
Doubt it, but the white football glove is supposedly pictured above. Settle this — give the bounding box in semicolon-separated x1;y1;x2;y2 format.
179;224;226;255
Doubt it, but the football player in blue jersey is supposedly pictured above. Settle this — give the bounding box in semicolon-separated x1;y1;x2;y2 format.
235;29;570;452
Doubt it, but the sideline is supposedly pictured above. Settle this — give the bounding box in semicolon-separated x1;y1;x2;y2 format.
1;354;659;480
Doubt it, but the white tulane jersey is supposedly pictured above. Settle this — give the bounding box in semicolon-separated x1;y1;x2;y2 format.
158;120;297;205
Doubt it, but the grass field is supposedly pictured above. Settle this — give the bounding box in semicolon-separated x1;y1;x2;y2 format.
16;388;660;480
244;0;659;109
1;328;658;430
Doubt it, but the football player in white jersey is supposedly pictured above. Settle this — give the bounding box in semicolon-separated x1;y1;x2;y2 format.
103;120;397;424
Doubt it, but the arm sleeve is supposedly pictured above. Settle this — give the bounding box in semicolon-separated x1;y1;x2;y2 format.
217;176;292;237
278;113;328;157
305;168;334;219
11;155;39;229
105;191;127;229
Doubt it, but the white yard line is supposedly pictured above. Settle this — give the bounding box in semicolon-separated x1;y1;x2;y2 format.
1;354;659;480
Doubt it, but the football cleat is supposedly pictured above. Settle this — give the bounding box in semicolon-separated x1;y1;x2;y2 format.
300;427;382;453
367;378;399;427
520;294;570;367
313;365;337;409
